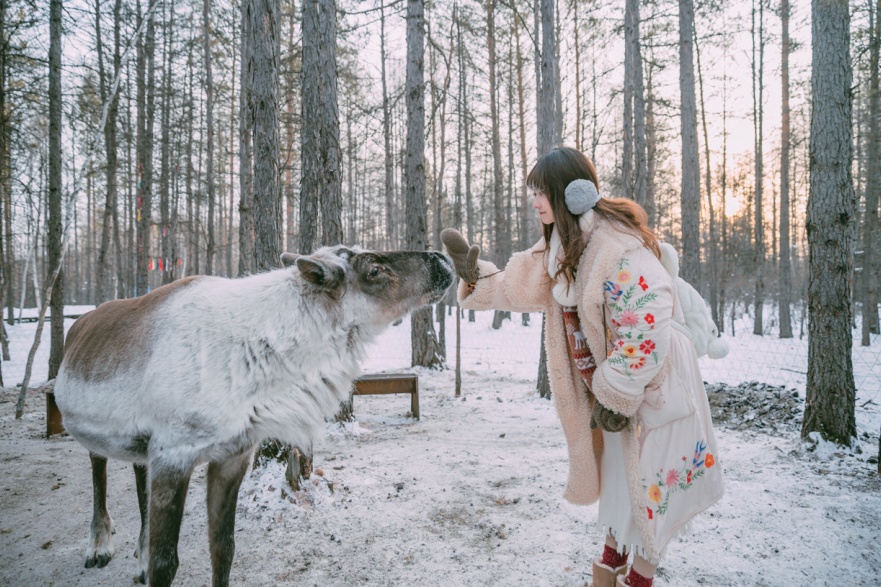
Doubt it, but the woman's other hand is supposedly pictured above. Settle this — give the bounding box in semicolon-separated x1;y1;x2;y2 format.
441;228;481;285
590;400;629;432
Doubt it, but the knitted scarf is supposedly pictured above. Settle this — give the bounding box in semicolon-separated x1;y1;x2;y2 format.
563;305;597;389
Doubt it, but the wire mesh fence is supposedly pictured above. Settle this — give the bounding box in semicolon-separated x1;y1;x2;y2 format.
2;303;879;431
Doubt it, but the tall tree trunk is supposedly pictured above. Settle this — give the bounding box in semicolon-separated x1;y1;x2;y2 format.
284;9;295;251
250;0;281;271
538;0;555;156
573;0;581;151
623;0;634;195
319;0;342;246
0;0;10;326
516;16;530;252
695;22;718;328
299;0;319;254
632;0;647;208
861;0;880;345
230;15;237;272
160;0;176;284
678;0;700;286
95;0;120;303
47;0;64;377
406;0;442;368
536;0;556;399
488;0;505;331
185;34;196;276
381;3;395;248
779;0;793;338
203;0;215;275
136;0;156;296
802;0;856;447
645;57;656;228
752;0;765;335
719;69;729;331
238;2;254;273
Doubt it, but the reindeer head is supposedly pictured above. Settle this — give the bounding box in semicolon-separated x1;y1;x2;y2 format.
282;245;454;327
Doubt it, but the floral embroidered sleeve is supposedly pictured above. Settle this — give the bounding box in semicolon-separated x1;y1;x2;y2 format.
591;248;674;416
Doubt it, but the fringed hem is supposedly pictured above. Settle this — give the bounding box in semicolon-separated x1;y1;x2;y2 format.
599;517;695;567
600;525;663;566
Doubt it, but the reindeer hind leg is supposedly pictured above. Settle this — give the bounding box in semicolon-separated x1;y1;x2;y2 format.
85;452;114;569
146;457;195;587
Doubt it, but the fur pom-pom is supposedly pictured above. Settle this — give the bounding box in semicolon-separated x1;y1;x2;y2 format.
565;179;601;215
707;337;729;359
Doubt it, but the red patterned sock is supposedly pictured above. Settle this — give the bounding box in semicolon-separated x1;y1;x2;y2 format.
625;567;654;587
601;544;628;569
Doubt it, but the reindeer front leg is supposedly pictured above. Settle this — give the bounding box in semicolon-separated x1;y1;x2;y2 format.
147;457;195;587
207;451;252;587
132;463;149;584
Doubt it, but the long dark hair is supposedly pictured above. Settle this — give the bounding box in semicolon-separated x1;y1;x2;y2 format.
526;147;660;286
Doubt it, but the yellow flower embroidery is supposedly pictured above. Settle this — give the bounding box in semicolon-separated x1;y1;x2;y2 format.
623;345;638;357
617;270;632;283
648;484;662;503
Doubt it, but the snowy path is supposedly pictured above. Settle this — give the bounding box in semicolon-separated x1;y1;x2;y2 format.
1;365;878;587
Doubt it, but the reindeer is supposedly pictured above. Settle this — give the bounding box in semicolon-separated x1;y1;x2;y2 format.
53;246;453;587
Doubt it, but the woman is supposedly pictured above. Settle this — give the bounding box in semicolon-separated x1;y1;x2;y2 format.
441;147;724;587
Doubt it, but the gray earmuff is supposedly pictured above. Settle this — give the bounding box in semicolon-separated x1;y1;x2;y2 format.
564;178;601;215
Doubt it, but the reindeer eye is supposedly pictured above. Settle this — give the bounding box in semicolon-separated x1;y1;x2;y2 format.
369;267;380;278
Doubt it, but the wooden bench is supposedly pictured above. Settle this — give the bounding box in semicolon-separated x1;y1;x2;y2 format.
353;373;419;420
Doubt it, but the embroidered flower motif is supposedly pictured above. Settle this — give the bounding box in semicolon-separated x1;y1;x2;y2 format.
639;340;656;355
619;310;640;326
705;454;715;468
644;313;655;325
666;469;680;486
623;345;638;357
647;507;653;520
629;357;647;370
687;470;692;484
604;281;624;301
648;485;662;503
693;439;707;467
617;270;632;283
638;276;649;291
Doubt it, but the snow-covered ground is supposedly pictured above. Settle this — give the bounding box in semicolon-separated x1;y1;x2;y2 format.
0;308;879;586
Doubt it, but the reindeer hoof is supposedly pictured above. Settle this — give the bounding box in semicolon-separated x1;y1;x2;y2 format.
84;551;113;569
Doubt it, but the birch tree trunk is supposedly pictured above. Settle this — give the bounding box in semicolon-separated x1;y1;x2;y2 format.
678;0;700;286
406;0;442;368
47;0;64;378
250;0;281;271
802;0;856;447
779;0;793;338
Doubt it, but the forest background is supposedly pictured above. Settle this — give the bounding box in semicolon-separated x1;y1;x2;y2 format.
0;0;878;447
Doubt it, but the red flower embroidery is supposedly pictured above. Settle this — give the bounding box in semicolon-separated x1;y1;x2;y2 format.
639;340;656;355
646;507;653;520
687;470;692;484
629;357;647;370
644;313;655;325
638;276;649;291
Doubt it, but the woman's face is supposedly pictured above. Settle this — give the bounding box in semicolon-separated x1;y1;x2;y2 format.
532;190;555;225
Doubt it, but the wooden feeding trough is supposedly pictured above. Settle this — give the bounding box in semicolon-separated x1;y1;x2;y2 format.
353;373;419;420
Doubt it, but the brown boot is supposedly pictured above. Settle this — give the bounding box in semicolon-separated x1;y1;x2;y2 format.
591;557;627;587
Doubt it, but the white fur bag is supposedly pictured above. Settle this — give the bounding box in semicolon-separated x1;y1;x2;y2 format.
658;243;729;360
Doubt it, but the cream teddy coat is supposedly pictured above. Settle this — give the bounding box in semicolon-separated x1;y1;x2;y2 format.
457;217;724;563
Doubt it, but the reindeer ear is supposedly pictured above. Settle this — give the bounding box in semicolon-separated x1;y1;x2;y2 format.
296;257;346;298
281;252;301;267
